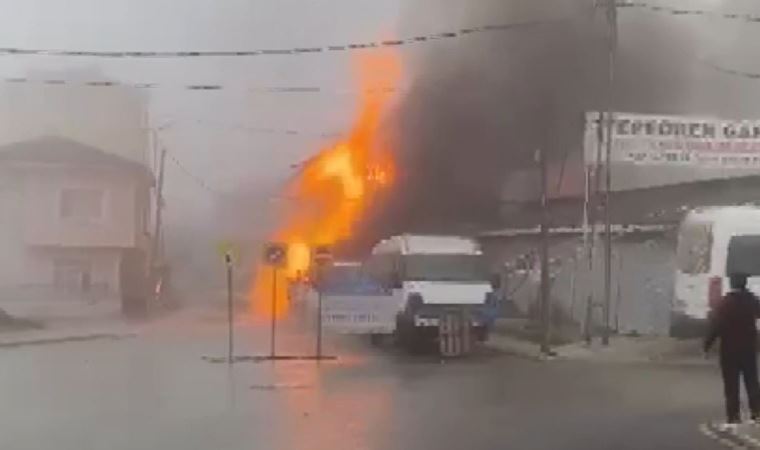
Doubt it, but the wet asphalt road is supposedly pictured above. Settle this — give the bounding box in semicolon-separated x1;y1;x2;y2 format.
0;310;725;450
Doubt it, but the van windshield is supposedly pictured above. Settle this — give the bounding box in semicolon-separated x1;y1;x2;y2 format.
726;235;760;276
403;254;487;282
321;264;385;295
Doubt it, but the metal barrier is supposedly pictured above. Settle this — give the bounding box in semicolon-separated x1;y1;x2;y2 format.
439;308;473;357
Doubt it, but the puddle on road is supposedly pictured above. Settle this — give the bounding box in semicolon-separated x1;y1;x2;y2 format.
250;383;312;391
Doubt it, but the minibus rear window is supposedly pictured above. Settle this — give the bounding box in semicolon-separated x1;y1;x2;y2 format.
726;235;760;276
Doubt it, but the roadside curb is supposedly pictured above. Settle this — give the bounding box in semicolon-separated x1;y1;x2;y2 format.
486;334;713;366
485;336;554;362
0;331;136;349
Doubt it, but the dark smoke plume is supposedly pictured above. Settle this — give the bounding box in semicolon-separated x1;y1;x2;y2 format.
365;0;743;237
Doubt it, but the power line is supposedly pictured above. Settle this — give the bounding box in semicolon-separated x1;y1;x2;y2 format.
165;150;221;195
177;118;340;138
0;75;402;94
0;19;561;59
618;2;760;23
615;2;760;81
702;59;760;80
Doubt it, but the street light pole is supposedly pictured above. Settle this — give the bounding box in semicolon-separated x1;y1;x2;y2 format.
150;145;167;273
270;267;277;358
602;0;618;346
538;148;551;355
147;121;173;276
317;285;323;359
226;252;234;363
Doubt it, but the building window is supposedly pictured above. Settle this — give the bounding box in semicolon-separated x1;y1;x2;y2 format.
60;188;103;220
53;258;93;293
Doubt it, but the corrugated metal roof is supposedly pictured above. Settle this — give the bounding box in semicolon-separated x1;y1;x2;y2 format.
479;224;674;239
372;234;482;255
400;235;481;255
502;150;760;202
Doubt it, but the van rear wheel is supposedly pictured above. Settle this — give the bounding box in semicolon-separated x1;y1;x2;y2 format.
669;314;706;339
395;315;433;354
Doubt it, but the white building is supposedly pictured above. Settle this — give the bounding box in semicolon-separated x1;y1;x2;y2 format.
0;137;152;315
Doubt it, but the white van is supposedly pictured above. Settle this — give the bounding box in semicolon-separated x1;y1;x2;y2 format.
365;234;498;348
672;206;760;336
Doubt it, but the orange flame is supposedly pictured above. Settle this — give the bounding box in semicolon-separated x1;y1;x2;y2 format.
250;50;401;319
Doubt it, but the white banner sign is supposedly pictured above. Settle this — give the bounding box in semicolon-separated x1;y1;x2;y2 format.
584;111;760;168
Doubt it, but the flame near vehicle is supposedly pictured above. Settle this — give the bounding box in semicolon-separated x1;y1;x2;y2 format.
250;51;401;319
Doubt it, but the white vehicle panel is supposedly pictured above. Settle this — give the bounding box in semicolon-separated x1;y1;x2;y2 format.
675;206;760;321
307;289;404;335
293;259;405;336
405;281;490;305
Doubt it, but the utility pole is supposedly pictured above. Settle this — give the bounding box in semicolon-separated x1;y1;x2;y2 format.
270;267;277;358
313;246;333;360
226;252;234;364
150;145;167;274
615;252;622;333
147;122;173;275
538;148;551;355
262;243;287;360
317;283;323;359
583;151;594;344
602;0;618;346
583;148;595;345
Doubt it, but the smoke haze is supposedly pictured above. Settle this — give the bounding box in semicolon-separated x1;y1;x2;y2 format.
368;0;758;236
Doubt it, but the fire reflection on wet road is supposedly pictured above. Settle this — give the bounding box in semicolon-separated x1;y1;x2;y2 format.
0;311;723;450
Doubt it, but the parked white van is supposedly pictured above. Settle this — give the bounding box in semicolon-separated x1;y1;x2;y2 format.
672;206;760;336
365;234;499;349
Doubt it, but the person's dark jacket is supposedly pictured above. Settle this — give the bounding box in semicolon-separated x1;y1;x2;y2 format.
704;289;760;355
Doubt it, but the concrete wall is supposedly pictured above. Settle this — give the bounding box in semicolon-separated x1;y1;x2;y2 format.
491;175;760;335
0;168;25;288
480;230;676;335
0;245;122;319
500;175;760;229
0;245;122;303
21;247;121;293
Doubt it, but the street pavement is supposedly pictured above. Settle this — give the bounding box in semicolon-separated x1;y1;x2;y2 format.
0;307;731;450
729;424;760;449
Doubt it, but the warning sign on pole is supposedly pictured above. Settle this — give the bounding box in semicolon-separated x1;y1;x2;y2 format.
313;245;333;267
263;243;287;268
311;245;333;360
262;242;286;359
216;240;240;264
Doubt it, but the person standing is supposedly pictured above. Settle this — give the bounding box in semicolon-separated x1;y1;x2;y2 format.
704;273;760;426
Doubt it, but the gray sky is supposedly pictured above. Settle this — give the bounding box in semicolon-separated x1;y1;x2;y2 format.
0;0;405;225
2;0;759;232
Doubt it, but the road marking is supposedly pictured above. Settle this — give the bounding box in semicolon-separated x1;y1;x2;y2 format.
699;423;742;449
741;425;760;448
250;383;311;390
700;422;760;449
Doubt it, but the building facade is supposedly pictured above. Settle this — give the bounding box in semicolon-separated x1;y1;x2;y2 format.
486;164;760;335
0;137;152;310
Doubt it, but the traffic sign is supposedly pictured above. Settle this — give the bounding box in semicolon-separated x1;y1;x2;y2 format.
216;240;239;264
263;243;287;267
313;245;333;267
